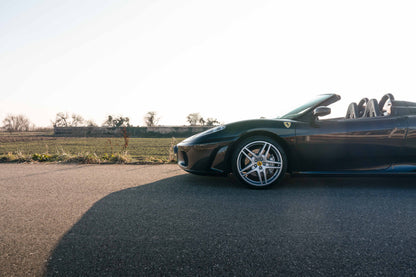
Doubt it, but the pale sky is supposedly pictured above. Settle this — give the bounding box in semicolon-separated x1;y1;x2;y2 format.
1;0;416;127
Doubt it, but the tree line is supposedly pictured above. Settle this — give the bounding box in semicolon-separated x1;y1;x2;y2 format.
1;111;220;132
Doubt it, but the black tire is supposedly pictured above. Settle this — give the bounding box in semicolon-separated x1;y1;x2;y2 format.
231;136;287;188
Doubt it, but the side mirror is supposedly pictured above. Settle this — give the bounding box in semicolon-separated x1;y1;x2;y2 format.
313;106;331;118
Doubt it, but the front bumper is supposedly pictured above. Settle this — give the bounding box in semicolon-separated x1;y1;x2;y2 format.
175;141;233;175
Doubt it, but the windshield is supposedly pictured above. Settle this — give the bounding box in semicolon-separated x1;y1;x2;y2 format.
280;94;335;119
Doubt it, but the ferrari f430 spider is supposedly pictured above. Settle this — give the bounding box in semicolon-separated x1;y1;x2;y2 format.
175;93;416;188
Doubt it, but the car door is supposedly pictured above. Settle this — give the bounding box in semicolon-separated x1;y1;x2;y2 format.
403;115;416;164
294;116;407;171
294;119;351;171
342;116;407;170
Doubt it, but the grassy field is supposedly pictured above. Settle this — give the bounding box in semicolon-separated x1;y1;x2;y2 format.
0;131;184;164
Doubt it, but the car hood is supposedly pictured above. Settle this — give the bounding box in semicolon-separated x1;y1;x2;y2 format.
225;118;296;129
222;118;296;138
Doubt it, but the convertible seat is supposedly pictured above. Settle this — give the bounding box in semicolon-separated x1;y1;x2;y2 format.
362;99;381;117
357;98;369;117
391;100;416;116
345;102;359;119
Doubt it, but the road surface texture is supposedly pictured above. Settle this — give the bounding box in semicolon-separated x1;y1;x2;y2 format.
1;164;416;276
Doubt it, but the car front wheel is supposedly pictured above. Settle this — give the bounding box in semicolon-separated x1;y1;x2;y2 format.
231;136;287;188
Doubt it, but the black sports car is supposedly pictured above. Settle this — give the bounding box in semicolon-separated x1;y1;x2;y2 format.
174;93;416;188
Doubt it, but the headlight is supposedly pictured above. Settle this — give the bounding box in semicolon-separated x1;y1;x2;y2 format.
198;125;226;136
182;125;226;143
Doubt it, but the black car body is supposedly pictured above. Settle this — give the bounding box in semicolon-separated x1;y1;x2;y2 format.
175;93;416;188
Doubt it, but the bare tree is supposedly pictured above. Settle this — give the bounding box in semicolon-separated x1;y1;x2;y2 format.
53;112;84;127
144;111;160;127
199;117;206;126
2;114;31;132
186;113;220;126
71;114;84;127
54;112;69;127
186;113;202;126
102;115;130;128
85;120;97;127
206;118;220;126
103;115;113;127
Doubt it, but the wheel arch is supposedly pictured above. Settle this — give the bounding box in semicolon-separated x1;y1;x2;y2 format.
226;131;292;173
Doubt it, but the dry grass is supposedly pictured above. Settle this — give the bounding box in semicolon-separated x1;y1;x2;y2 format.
0;132;183;164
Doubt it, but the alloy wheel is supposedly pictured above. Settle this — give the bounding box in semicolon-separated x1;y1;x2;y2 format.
236;140;283;187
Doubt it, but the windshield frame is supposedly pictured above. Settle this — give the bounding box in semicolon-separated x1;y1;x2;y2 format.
280;94;341;120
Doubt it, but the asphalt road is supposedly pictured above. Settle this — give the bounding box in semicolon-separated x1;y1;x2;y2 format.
1;164;416;276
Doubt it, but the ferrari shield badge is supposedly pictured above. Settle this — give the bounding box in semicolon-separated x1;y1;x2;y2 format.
284;122;291;128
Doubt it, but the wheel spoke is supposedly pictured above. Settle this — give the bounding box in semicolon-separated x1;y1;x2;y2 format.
264;143;272;157
258;170;264;184
262;170;268;184
240;163;255;173
242;168;257;177
264;165;281;170
242;147;256;159
266;161;281;166
259;142;268;156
